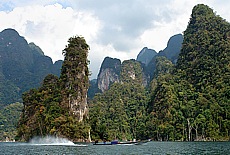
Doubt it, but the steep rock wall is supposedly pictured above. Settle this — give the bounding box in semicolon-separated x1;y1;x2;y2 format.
97;57;121;92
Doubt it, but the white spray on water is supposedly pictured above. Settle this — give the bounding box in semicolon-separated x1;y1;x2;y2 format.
29;135;75;146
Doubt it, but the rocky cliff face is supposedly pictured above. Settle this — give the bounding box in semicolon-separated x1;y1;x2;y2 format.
91;34;183;97
70;66;89;122
95;58;149;92
60;36;90;122
98;68;120;92
97;57;121;92
120;59;142;83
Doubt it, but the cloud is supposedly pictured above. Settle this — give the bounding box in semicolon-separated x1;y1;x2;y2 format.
74;0;230;79
0;3;101;62
1;0;230;79
73;0;158;51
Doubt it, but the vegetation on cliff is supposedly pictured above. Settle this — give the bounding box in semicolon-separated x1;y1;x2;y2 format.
89;60;149;141
1;4;229;142
16;36;90;141
60;36;90;121
147;4;230;141
0;102;23;141
89;4;230;141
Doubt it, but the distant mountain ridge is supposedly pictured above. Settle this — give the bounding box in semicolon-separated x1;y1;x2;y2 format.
158;34;183;63
88;34;183;96
0;28;63;105
145;34;183;80
0;29;182;103
1;4;229;142
136;47;157;66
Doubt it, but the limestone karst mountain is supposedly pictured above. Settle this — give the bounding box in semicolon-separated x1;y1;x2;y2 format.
0;28;62;105
136;47;157;66
90;34;183;95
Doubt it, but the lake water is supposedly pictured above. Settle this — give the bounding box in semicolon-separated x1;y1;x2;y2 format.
1;141;230;155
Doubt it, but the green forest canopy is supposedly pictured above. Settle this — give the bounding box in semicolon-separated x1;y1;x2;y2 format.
16;36;90;142
1;4;229;142
89;4;230;141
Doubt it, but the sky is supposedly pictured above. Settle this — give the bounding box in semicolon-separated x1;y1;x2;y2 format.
0;0;230;79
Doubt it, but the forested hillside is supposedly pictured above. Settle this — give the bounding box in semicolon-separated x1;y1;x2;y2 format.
0;102;23;141
89;59;149;140
2;4;229;142
0;29;63;141
148;4;230;141
89;4;230;141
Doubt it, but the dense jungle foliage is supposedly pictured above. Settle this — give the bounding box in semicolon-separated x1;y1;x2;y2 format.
89;60;150;141
16;36;90;142
89;4;230;141
1;4;229;142
0;102;23;141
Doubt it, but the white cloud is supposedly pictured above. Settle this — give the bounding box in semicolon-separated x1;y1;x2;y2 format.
0;3;101;61
1;0;230;79
140;0;194;52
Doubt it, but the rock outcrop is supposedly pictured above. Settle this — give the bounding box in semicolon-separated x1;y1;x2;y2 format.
89;34;183;98
60;36;90;122
97;57;121;92
120;59;145;85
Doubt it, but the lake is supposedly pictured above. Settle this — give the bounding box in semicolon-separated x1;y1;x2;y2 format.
1;141;230;155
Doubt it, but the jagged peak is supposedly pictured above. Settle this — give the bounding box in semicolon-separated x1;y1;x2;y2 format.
99;57;121;71
136;47;157;66
137;47;156;57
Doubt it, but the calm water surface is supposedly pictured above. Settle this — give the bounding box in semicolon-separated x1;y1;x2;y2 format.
0;141;230;155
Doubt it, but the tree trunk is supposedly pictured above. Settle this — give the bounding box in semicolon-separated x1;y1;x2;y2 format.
195;128;198;141
182;124;185;141
187;118;192;141
88;129;91;142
